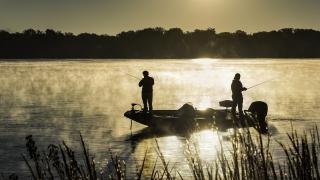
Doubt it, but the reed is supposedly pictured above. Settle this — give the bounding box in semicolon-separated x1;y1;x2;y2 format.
8;125;320;179
184;125;320;180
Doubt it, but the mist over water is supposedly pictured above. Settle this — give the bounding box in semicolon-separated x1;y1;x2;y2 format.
0;59;319;177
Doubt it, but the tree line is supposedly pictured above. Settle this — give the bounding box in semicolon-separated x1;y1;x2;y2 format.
0;27;320;58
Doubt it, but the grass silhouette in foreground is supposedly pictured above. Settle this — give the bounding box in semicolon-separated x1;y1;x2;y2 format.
12;125;320;179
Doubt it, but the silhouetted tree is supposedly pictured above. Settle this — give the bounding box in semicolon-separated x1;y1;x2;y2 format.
0;27;320;58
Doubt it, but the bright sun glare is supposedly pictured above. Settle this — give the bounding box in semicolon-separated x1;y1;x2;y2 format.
191;58;220;65
191;130;221;160
196;96;212;109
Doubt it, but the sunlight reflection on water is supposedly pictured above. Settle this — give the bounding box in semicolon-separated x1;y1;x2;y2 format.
0;59;319;178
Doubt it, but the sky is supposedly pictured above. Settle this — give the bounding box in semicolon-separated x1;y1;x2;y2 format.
0;0;319;35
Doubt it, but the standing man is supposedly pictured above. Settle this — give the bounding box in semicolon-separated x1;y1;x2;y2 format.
139;71;154;113
231;73;247;119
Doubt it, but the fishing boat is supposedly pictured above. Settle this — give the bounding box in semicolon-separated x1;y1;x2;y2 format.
124;100;268;134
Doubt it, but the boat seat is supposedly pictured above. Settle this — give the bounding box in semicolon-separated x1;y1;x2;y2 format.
219;100;233;108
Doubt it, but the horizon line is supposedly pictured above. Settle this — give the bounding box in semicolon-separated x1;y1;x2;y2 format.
1;26;319;36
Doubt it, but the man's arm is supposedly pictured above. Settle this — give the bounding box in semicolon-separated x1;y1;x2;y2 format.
139;79;143;87
240;82;247;91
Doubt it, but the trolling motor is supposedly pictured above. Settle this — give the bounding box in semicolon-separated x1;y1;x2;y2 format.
131;103;142;111
128;103;142;130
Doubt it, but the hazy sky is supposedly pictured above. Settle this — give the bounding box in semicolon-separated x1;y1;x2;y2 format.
0;0;319;35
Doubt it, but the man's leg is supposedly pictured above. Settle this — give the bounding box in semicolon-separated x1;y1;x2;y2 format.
142;93;148;112
238;97;244;118
148;93;153;113
232;98;237;118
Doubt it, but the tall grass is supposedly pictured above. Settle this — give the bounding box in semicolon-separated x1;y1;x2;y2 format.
186;125;320;180
6;125;320;179
20;134;131;180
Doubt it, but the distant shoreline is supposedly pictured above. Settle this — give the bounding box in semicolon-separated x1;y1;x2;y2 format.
0;58;319;62
1;27;320;59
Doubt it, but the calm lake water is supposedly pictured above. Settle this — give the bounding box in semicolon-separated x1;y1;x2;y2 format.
0;59;319;178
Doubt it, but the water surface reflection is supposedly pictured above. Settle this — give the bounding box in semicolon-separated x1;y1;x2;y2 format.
0;59;319;177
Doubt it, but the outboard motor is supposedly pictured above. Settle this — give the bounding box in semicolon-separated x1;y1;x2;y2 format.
248;101;268;132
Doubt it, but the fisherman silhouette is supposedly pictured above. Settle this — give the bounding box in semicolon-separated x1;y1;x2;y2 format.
139;71;154;114
231;73;247;119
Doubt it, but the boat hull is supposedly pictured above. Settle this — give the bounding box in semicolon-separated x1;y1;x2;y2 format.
124;108;268;133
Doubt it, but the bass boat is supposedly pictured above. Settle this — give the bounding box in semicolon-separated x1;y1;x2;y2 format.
124;100;268;134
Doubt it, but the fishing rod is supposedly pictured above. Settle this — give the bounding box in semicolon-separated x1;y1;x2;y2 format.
246;78;274;90
126;73;160;81
126;73;140;80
